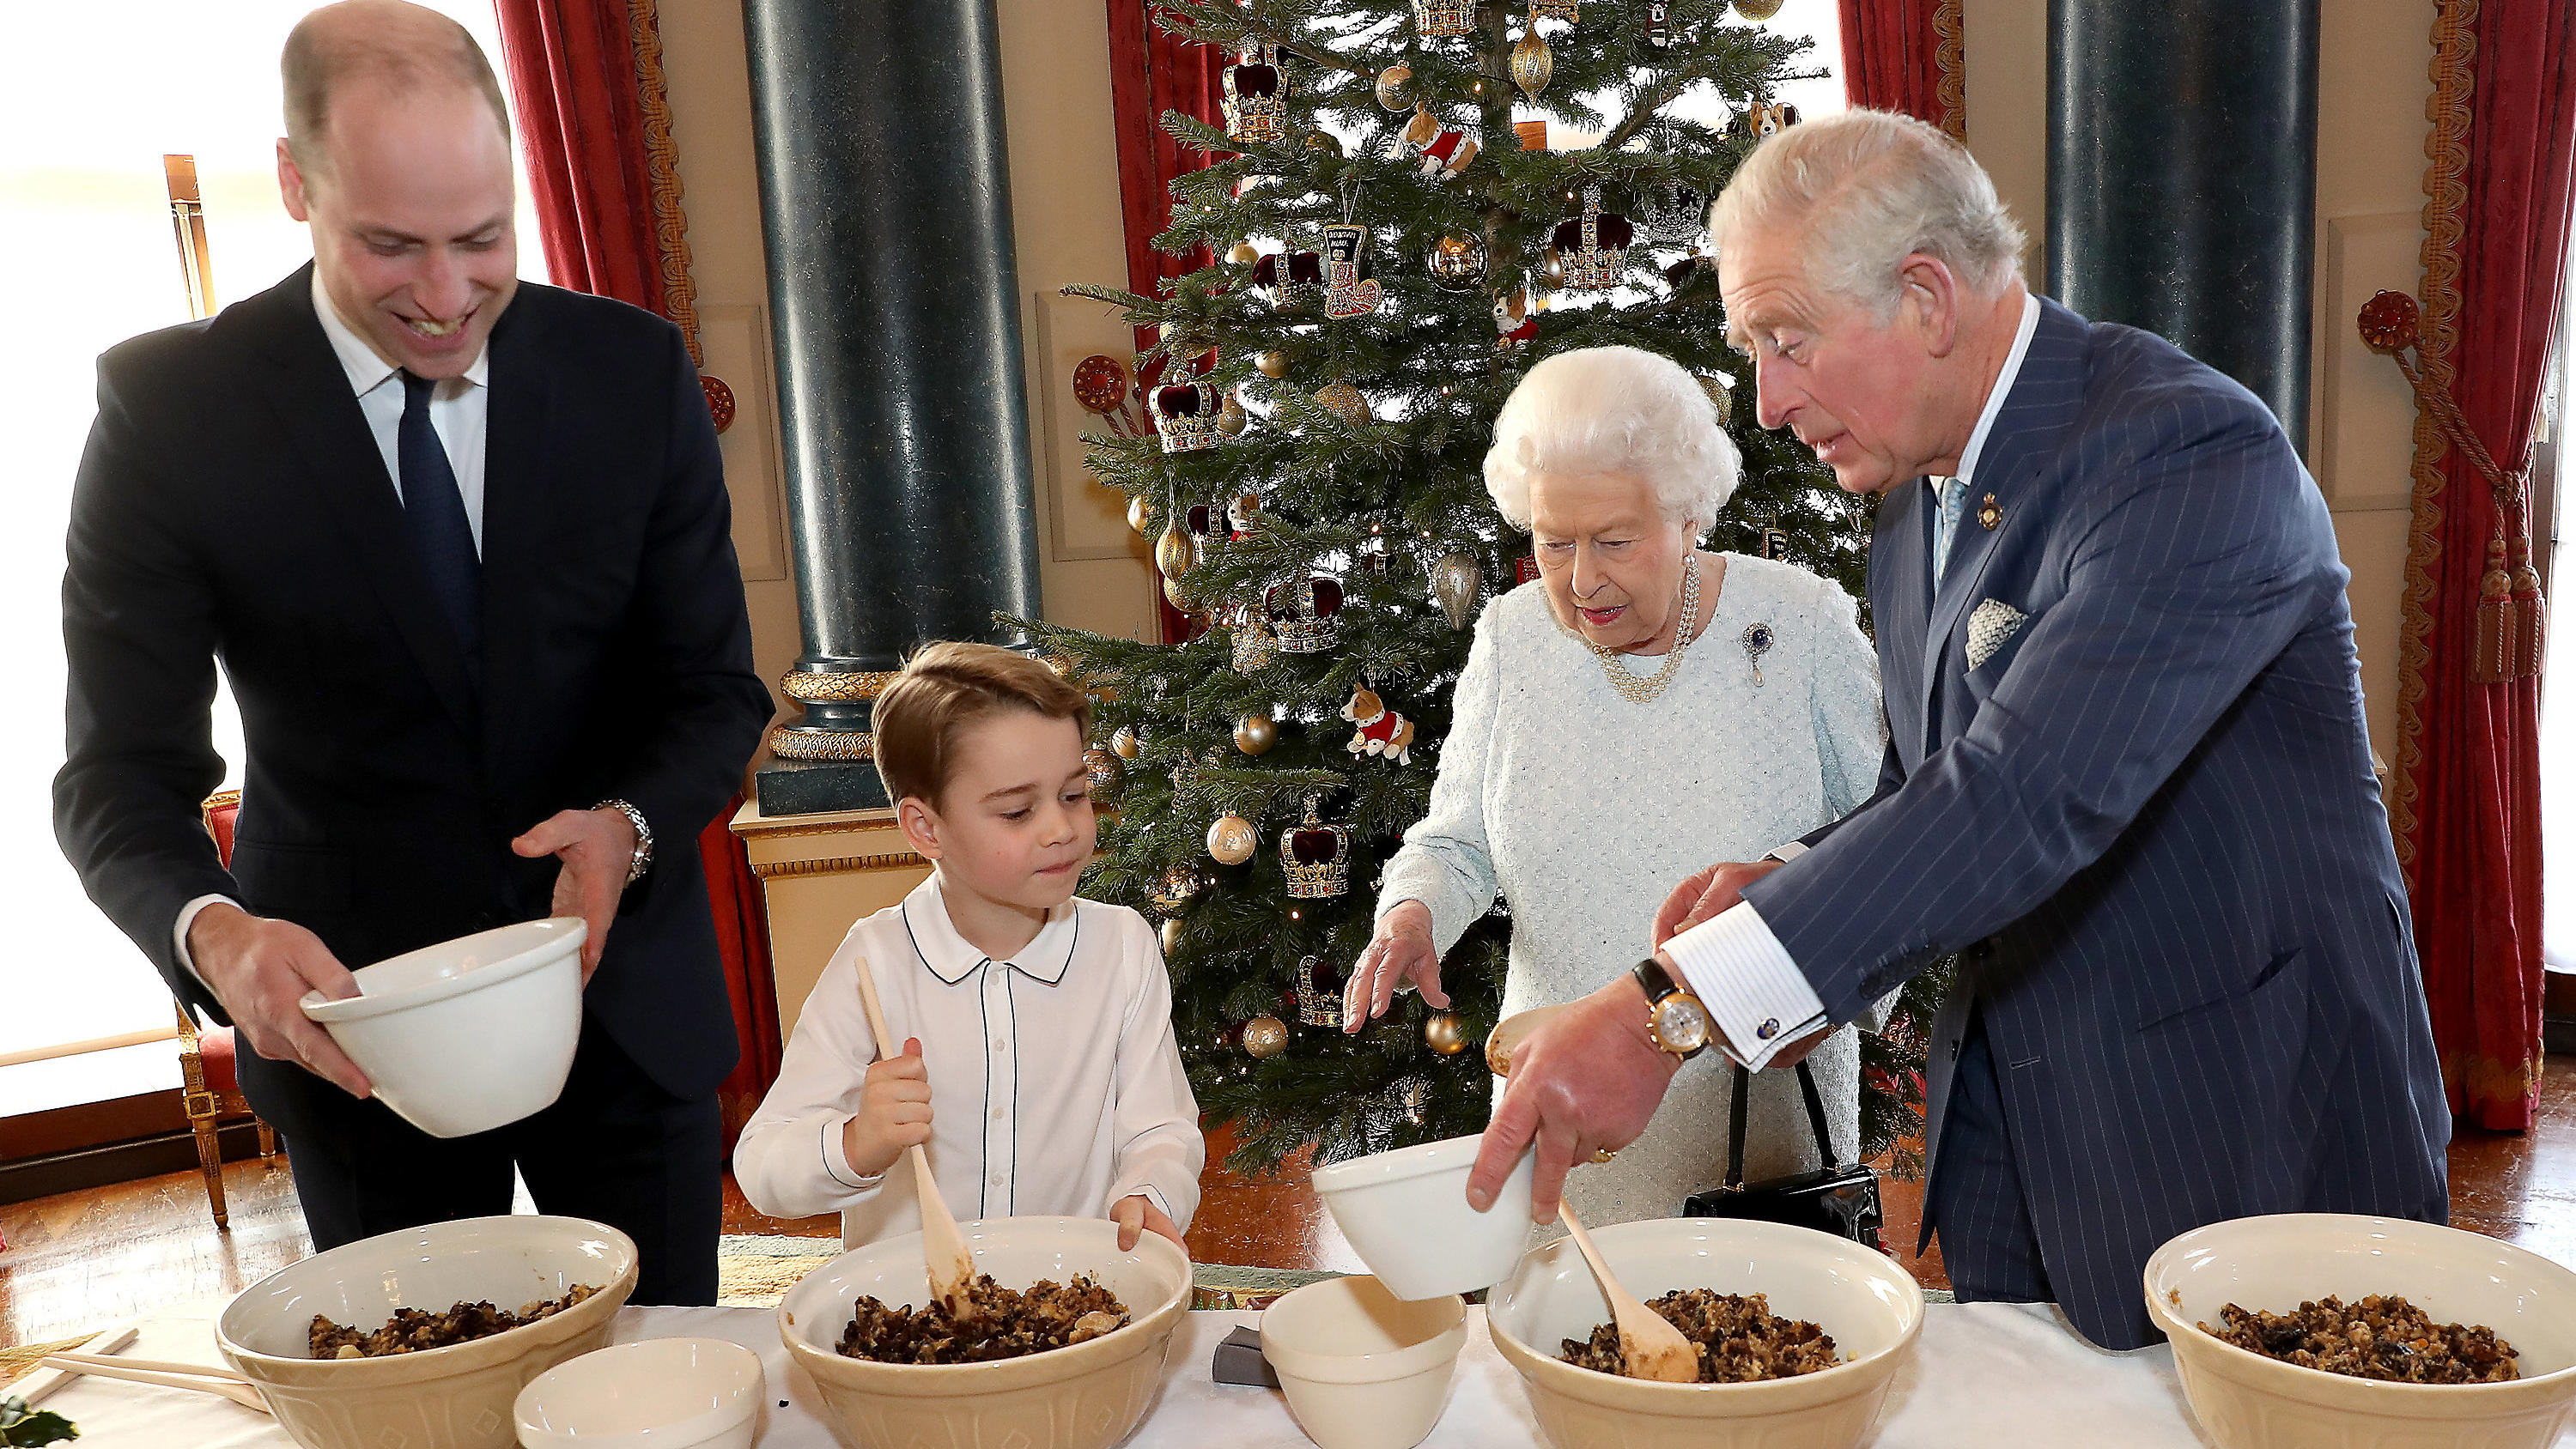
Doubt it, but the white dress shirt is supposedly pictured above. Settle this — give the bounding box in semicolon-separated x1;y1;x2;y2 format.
1667;291;2041;1068
169;273;495;974
732;873;1205;1248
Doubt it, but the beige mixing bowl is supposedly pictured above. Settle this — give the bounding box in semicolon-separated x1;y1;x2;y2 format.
2145;1212;2576;1449
216;1214;638;1449
1485;1216;1923;1449
776;1215;1193;1449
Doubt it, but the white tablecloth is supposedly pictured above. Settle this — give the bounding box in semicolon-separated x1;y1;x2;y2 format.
27;1300;2576;1448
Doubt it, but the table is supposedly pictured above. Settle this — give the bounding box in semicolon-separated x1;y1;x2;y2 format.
27;1301;2576;1447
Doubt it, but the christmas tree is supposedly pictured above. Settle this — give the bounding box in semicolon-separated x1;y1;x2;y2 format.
1025;0;1941;1177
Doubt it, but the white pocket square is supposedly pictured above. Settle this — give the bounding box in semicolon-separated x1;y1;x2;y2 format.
1966;599;2028;671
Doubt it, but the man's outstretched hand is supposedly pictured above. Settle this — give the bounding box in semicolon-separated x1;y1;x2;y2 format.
1651;859;1783;947
186;902;371;1098
512;807;639;982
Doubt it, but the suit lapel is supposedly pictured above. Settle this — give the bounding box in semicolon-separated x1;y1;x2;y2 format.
249;267;481;740
475;299;557;782
1917;298;2093;753
1870;482;1931;769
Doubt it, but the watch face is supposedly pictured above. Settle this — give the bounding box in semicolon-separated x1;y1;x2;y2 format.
1650;993;1712;1055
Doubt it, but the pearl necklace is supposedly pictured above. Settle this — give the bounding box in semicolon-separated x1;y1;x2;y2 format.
1586;556;1703;705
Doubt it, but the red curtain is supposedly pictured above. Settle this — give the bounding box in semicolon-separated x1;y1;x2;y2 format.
490;0;665;313
490;2;782;1125
1836;0;1964;138
2401;3;2573;1131
1105;0;1228;645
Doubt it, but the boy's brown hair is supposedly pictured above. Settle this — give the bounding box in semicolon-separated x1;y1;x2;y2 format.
872;642;1093;806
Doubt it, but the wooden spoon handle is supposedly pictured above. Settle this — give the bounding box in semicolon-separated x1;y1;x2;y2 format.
38;1358;270;1413
43;1353;251;1383
848;954;978;1306
1554;1203;1619;1297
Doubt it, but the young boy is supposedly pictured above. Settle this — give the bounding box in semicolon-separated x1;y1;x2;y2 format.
733;643;1203;1251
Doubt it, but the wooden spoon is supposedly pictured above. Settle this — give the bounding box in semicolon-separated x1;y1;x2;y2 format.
1555;1204;1699;1383
37;1355;270;1413
848;952;979;1319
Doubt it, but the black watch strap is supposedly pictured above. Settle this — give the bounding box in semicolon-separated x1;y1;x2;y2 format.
1633;955;1683;1003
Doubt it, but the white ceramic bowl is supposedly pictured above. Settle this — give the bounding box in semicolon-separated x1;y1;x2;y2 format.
1310;1135;1535;1300
776;1215;1194;1449
2145;1213;2576;1449
1261;1275;1468;1449
1486;1217;1924;1449
513;1337;763;1449
217;1215;639;1449
302;918;585;1138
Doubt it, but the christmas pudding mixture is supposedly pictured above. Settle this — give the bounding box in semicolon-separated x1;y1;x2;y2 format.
1561;1289;1840;1382
836;1274;1131;1365
307;1284;600;1358
2198;1295;2519;1384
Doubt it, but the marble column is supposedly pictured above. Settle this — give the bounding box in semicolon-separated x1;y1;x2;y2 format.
743;0;1044;814
2046;0;2319;452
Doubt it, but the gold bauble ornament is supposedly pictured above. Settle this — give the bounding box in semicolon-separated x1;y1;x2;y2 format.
1156;519;1198;580
1233;710;1279;755
1540;248;1569;288
1428;234;1487;291
1228;240;1261;264
1207;811;1259;865
1127;494;1155;536
1733;0;1783;17
1217;391;1249;436
1242;1015;1290;1059
1698;373;1733;424
1425;1010;1469;1056
1257;349;1291;379
1162;916;1186;955
1164;573;1194;609
1376;63;1416;112
1315;380;1369;426
1304;130;1343;157
1510;30;1553;100
1111;724;1142;759
1085;744;1124;795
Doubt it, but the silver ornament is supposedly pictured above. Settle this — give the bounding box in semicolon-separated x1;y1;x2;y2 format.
1431;551;1481;629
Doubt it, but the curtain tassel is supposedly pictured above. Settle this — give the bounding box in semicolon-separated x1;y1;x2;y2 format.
2509;544;2548;681
2474;535;2518;683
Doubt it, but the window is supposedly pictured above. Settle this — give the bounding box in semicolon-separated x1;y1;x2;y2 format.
0;0;550;1118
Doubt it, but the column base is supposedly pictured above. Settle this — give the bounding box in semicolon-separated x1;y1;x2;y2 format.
755;755;891;815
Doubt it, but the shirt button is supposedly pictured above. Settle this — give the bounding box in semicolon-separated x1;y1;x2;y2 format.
992;1173;1005;1187
993;1106;1006;1120
993;1038;1007;1052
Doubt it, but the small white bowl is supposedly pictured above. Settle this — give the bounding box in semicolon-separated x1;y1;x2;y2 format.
302;919;585;1138
1311;1135;1534;1300
2145;1213;2576;1449
1486;1217;1923;1449
513;1337;763;1449
1261;1275;1467;1449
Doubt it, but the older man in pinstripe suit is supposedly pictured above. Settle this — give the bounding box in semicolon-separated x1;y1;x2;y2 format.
1469;110;2450;1351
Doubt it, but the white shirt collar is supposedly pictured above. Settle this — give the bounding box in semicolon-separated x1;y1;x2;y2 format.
898;872;1078;986
309;268;489;398
1929;289;2041;496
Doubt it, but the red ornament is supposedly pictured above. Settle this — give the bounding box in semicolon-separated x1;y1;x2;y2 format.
700;374;736;433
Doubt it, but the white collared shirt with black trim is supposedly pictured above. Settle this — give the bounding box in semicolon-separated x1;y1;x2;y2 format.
732;873;1205;1247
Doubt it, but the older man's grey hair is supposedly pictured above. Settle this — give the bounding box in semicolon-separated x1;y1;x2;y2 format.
1710;107;2025;315
1483;346;1741;537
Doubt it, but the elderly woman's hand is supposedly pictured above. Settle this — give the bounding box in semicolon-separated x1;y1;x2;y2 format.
1344;900;1449;1032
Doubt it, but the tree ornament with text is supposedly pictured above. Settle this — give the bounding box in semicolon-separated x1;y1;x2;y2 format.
1038;0;1907;1174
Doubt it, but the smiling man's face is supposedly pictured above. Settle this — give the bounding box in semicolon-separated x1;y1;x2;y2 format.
1719;221;1950;496
280;78;517;379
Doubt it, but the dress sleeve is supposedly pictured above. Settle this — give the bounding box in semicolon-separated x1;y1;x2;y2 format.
1805;574;1886;826
1373;597;1509;954
731;927;890;1219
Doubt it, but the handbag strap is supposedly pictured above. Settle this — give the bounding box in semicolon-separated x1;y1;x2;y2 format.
1722;1058;1842;1188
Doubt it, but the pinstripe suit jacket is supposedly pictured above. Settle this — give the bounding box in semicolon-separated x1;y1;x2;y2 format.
1741;298;2451;1350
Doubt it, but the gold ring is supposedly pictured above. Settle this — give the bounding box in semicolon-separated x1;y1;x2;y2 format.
1589;1148;1616;1165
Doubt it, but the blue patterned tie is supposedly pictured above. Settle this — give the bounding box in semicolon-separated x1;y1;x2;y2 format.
398;370;480;666
1930;475;1969;579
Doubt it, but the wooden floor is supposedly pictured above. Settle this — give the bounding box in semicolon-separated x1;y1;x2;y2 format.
4;1055;2570;1350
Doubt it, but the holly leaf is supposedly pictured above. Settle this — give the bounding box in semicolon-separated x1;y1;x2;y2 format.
0;1396;78;1446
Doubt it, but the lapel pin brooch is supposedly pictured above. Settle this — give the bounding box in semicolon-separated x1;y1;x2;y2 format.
1978;493;2002;530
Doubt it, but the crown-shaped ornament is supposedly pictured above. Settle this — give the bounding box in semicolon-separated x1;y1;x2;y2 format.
1265;575;1346;653
1249;246;1326;303
1295;953;1347;1028
1280;797;1352;899
1231;609;1278;674
1221;42;1288;144
1411;0;1473;38
1640;179;1708;246
1149;379;1222;453
1551;182;1634;290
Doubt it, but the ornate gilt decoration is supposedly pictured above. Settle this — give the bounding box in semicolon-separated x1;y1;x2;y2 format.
767;725;877;761
750;851;930;880
781;670;900;703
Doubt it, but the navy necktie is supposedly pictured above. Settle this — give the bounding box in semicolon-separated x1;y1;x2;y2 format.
398;370;481;667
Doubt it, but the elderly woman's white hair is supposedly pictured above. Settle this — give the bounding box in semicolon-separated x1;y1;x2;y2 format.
1483;346;1741;536
1710;107;2026;317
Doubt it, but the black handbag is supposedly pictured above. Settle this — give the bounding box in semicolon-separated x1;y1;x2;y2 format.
1682;1059;1886;1255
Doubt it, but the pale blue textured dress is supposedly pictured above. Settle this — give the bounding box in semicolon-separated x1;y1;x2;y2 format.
1376;553;1887;1228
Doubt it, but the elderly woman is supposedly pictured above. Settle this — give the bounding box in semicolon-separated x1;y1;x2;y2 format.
1345;345;1884;1228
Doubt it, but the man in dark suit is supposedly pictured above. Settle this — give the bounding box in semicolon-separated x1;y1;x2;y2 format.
53;0;771;1304
1467;108;2450;1349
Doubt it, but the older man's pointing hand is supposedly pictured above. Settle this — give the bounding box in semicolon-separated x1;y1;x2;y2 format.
1467;970;1683;1222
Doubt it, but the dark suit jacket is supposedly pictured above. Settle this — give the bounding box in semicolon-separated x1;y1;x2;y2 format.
1749;298;2451;1349
55;265;773;1134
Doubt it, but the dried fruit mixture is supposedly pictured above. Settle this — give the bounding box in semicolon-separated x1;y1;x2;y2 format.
308;1283;600;1359
835;1274;1130;1365
1561;1288;1841;1383
2199;1294;2518;1384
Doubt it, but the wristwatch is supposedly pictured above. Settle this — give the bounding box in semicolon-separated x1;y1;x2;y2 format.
594;798;654;887
1632;956;1713;1059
